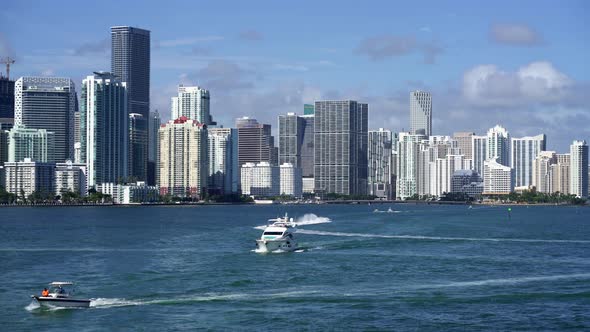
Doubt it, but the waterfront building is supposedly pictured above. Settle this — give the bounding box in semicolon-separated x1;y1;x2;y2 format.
74;112;81;144
472;135;487;176
511;134;546;188
158;116;208;198
55;160;87;196
236;117;275;166
486;125;510;167
410;91;432;136
0;121;12;166
128;113;148;181
551;154;570;194
8;124;55;162
483;157;514;195
279;163;303;197
396;132;427;199
14;76;76;162
4;158;55;197
453;132;474;159
314;100;368;196
0;77;15;119
302;177;315;194
100;181;159;204
80;72;128;188
368;128;393;199
171;86;214;125
208;127;239;194
240;162;280;197
570;140;589;198
147;110;160;186
450;169;482;196
532;151;557;193
111;26;150;181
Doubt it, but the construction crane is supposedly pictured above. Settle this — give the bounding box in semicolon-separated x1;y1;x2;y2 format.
1;57;15;79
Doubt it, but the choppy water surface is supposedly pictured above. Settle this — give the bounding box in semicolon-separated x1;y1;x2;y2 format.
1;204;589;331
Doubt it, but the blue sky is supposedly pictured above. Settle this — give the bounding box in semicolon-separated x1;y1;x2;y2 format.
1;0;588;151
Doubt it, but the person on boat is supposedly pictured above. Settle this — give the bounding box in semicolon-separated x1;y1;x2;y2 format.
41;288;49;297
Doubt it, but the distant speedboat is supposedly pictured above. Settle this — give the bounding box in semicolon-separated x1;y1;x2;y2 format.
31;282;90;308
256;213;298;253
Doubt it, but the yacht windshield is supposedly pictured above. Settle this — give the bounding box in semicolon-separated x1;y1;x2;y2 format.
263;232;283;236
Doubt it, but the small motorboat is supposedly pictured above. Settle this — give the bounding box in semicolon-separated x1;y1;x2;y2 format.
256;213;298;253
31;282;90;308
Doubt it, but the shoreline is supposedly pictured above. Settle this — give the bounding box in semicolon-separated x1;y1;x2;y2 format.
0;201;586;208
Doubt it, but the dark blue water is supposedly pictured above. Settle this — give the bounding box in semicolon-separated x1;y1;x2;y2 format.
1;204;589;331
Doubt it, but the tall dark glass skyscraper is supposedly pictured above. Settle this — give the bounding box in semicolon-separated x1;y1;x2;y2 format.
0;77;15;120
278;112;314;177
111;26;150;181
314;100;368;196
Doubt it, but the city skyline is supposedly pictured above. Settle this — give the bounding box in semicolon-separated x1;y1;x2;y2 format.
1;1;588;151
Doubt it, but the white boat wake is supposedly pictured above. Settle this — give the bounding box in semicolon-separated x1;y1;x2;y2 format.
254;213;331;230
296;229;590;244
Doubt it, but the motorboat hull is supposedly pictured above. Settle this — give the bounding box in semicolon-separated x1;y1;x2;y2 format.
32;296;91;308
256;238;298;253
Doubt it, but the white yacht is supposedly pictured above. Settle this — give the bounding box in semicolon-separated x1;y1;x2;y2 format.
256;213;298;253
31;282;90;308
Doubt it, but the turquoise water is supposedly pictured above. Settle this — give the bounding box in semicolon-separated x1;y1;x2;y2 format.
1;204;589;331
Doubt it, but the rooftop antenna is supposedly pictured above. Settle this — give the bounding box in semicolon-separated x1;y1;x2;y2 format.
1;57;15;79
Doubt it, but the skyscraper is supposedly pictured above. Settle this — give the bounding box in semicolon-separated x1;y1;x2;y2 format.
158;116;208;198
147;110;160;185
551;154;570;195
236;117;275;167
8;124;55;162
472;135;487;176
532;151;556;193
453;132;474;159
0;77;15;120
111;26;150;180
208;127;239;194
171;86;214;124
410;91;432;136
510;134;546;188
397;132;427;199
368;128;393;199
80;72;128;188
314;100;368;196
128;113;147;181
486;125;510;167
14;76;77;162
278;113;314;178
483;157;514;195
570;140;589;198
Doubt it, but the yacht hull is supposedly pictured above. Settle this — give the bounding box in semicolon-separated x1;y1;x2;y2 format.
32;296;91;308
256;239;298;253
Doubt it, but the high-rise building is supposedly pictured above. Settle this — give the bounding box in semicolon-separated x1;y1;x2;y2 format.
314;100;368;196
450;169;482;195
0;77;15;120
483;157;513;195
171;86;214;124
396;133;427;199
128;113;148;181
147;110;160;185
368;128;393;199
280;163;303;197
158;116;208;198
551;154;570;195
74;112;81;144
236;117;275;167
532;151;556;193
240;162;280;197
55;160;87;196
14;77;77;162
472;135;487;176
486;125;510;167
4;158;55;197
278;112;315;178
111;26;150;180
511;134;546;188
8;124;55;162
570;140;589;198
208;127;239;194
304;104;314;115
453;132;474;159
80;72;128;188
410;91;432;136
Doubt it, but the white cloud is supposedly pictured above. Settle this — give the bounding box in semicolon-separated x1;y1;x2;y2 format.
462;61;572;107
